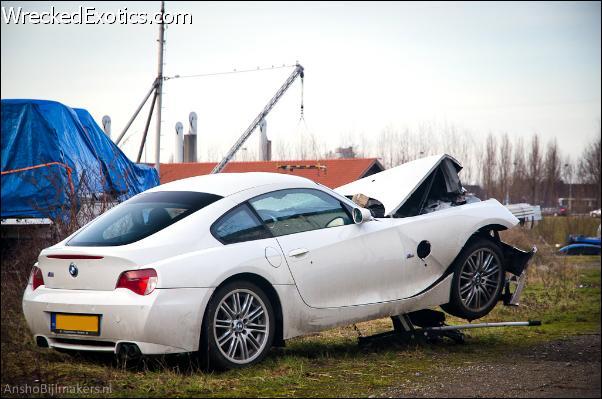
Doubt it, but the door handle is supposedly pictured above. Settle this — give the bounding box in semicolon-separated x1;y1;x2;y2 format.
288;248;309;257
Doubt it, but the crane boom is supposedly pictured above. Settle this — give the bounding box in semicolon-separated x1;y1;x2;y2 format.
211;63;304;174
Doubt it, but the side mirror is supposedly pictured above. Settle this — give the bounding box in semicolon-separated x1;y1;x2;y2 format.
352;207;373;224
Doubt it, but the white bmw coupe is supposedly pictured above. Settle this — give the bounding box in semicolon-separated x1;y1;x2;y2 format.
23;154;534;369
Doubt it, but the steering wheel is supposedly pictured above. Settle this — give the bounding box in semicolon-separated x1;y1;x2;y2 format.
325;216;345;228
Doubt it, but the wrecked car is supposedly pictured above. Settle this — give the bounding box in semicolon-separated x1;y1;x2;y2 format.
336;153;535;320
23;154;535;370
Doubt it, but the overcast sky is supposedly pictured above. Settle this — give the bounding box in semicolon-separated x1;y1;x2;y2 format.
1;1;600;163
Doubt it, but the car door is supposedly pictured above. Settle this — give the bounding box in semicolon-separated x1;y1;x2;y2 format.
248;188;412;308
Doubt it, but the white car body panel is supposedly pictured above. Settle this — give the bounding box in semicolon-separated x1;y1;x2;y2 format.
276;274;453;339
277;199;516;309
22;160;527;356
23;284;212;353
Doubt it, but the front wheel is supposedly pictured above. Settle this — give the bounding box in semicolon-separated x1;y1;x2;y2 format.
201;281;275;370
442;238;505;321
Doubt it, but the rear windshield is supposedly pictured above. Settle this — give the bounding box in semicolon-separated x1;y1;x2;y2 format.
68;191;222;246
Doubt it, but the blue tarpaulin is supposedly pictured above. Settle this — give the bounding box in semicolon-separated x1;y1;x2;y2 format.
1;99;159;218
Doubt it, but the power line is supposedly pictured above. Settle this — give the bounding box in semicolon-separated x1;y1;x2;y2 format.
164;64;296;80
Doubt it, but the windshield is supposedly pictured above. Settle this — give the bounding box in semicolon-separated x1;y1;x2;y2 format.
68;191;222;246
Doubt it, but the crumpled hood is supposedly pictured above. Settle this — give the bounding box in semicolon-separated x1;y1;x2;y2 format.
335;154;462;216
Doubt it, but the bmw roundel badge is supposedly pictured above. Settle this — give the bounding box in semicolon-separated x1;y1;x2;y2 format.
68;262;78;278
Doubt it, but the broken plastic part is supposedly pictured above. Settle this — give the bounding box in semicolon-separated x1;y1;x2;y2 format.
351;193;370;208
501;243;537;276
502;245;536;306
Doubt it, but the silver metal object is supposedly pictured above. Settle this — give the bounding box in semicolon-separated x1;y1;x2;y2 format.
459;248;501;312
259;119;269;161
359;310;541;347
211;63;304;174
183;117;197;163
427;321;539;332
101;115;111;138
213;289;269;364
173;122;184;163
508;272;527;306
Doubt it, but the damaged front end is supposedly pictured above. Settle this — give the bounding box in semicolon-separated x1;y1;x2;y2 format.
336;154;476;219
336;153;538;311
500;241;537;306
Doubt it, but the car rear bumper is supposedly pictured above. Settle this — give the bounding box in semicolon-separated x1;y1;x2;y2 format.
22;285;214;354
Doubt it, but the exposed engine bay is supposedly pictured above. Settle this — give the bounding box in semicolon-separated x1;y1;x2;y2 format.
340;156;479;218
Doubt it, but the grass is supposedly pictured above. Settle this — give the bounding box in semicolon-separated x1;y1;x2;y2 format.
1;221;601;397
532;215;600;246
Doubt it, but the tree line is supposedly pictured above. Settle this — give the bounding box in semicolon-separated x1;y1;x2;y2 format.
222;122;601;208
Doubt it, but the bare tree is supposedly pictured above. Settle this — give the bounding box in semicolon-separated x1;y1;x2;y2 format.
543;138;561;207
527;134;543;204
561;155;574;184
416;122;437;158
482;133;498;199
274;139;292;160
498;133;512;204
458;128;479;185
303;123;597;210
377;125;401;168
577;135;602;207
397;127;411;164
510;137;527;202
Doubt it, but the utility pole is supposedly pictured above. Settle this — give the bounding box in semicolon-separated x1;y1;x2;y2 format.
155;0;165;173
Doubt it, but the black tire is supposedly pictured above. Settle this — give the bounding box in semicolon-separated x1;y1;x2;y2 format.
200;280;275;370
441;237;505;321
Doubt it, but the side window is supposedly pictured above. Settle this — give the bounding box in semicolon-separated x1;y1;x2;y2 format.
249;188;352;237
212;204;271;244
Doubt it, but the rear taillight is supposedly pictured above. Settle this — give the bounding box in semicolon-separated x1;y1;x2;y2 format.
116;269;158;295
29;266;44;290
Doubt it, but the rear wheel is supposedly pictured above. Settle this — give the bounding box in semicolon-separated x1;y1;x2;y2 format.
201;281;274;370
442;237;505;321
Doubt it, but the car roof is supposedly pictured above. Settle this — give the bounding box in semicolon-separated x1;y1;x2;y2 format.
146;172;318;197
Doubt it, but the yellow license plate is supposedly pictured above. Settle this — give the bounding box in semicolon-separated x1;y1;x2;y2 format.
51;313;100;336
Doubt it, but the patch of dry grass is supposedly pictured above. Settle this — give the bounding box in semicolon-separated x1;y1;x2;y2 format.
1;220;600;397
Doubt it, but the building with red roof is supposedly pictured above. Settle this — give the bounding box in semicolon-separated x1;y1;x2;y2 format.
159;158;384;188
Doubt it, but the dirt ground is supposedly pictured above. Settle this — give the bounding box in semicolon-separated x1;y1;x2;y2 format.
378;333;601;398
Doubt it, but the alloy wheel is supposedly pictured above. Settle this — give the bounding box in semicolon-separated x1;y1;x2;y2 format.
458;248;501;312
213;289;270;364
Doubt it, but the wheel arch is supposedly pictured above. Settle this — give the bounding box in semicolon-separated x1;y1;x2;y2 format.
441;235;507;321
213;272;285;347
460;223;508;252
441;223;509;285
